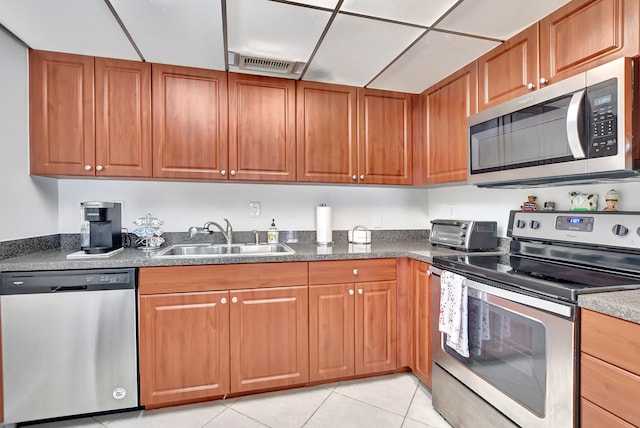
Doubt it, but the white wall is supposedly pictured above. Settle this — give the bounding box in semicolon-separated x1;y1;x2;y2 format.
0;28;58;241
428;180;640;236
58;180;430;233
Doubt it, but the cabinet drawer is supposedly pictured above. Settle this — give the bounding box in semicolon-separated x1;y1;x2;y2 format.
139;262;308;294
309;259;396;285
581;398;635;428
581;353;640;426
581;309;640;376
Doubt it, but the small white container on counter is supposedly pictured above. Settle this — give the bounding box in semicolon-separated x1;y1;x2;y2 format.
348;225;371;244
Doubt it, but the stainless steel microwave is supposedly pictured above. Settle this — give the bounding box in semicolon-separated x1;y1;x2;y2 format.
468;57;639;187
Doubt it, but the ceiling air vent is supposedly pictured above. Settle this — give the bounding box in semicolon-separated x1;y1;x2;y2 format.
237;54;296;74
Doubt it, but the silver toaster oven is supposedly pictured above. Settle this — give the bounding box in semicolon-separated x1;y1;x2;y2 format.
429;219;498;251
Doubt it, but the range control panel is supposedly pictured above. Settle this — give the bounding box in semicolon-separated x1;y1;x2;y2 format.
508;210;640;249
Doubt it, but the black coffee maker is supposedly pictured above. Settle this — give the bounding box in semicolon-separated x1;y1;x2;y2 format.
80;201;122;254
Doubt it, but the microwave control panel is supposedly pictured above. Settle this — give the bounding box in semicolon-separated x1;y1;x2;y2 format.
587;78;617;158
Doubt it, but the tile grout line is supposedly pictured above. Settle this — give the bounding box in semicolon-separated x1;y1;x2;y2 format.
299;385;339;427
400;380;421;427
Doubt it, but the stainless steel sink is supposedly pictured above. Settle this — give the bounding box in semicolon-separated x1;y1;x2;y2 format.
152;243;295;258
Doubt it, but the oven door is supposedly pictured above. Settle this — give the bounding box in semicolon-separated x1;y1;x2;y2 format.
429;266;577;428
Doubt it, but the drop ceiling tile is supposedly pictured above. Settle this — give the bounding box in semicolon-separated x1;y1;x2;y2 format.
0;0;138;60
227;0;331;63
437;0;572;39
304;13;424;87
369;31;499;93
293;0;340;9
340;0;458;27
110;0;225;70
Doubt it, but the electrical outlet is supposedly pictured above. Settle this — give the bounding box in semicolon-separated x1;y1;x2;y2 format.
249;201;261;218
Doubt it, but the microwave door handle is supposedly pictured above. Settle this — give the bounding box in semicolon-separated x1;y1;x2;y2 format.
566;89;586;159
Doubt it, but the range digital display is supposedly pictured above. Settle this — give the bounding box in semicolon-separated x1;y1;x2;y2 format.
556;215;594;232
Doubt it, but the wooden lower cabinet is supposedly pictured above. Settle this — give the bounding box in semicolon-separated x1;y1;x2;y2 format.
580;308;640;426
308;259;397;381
230;286;308;392
139;291;230;406
412;260;432;388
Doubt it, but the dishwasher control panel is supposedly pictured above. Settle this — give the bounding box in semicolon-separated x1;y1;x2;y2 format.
0;268;136;294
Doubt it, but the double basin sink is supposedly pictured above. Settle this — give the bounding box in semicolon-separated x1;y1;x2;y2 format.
153;242;295;258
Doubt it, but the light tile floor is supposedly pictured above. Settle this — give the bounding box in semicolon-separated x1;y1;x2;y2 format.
25;373;452;428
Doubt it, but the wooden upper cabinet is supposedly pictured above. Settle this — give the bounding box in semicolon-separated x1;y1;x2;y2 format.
477;24;539;111
358;88;412;185
228;73;296;181
424;62;477;184
95;58;152;177
540;0;639;85
29;50;95;176
297;81;358;183
152;64;228;180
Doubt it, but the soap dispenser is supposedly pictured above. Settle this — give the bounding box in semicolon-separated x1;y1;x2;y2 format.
267;219;279;244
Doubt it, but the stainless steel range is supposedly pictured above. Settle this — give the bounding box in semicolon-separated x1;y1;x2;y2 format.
430;210;640;428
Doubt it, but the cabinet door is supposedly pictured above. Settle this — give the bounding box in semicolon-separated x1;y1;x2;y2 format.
228;73;296;181
29;50;95;176
297;81;358;183
412;261;432;388
539;0;640;84
355;281;397;375
230;286;308;392
139;291;230;406
152;64;228;179
309;284;355;381
357;88;412;185
477;24;539;111
95;58;151;177
424;62;477;184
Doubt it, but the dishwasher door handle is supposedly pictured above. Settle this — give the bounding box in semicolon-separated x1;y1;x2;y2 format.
51;286;88;292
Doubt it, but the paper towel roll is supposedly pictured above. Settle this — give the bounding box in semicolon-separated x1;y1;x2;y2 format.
315;204;333;245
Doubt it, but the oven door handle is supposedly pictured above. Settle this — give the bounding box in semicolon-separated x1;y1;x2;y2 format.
429;266;573;318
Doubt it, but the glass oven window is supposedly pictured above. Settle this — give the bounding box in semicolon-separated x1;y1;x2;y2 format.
444;291;547;417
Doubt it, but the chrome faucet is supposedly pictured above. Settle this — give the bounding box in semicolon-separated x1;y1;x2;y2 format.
188;219;234;244
204;219;234;244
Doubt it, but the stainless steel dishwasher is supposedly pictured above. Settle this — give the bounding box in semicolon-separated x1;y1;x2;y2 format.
0;268;139;425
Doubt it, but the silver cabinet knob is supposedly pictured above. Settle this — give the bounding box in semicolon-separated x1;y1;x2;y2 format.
353;268;358;276
230;170;236;176
349;289;354;295
427;271;432;277
220;297;227;304
539;77;548;86
352;175;357;181
231;296;238;303
360;175;365;180
527;83;535;90
84;165;92;171
358;289;363;295
96;165;103;171
221;170;227;176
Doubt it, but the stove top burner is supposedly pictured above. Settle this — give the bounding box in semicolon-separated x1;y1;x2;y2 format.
433;253;640;302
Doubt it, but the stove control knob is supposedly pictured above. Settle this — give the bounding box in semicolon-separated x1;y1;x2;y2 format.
612;224;629;236
460;223;468;229
529;220;541;229
516;219;526;228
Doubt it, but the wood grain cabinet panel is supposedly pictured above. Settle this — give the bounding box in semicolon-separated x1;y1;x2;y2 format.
539;0;639;85
412;260;432;388
308;259;397;380
228;73;296;181
296;81;358;183
29;50;95;176
230;286;308;392
152;64;228;180
95;58;151;177
357;88;412;185
580;308;640;426
477;24;539;110
139;291;230;406
424;62;477;184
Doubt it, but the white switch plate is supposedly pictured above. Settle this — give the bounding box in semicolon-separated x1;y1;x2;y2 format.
249;201;261;218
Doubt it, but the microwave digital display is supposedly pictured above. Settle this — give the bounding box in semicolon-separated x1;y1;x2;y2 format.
594;94;612;106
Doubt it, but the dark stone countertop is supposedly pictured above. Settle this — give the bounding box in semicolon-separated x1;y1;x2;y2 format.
0;240;468;272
